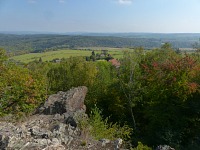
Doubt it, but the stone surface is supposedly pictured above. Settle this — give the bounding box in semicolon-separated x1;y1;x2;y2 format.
0;86;124;150
156;145;175;150
39;86;87;115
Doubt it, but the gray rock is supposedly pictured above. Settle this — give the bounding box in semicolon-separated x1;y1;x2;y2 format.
29;126;52;139
43;144;66;150
0;135;9;149
156;145;175;150
66;116;77;128
51;138;60;145
0;86;125;150
114;138;123;150
100;138;111;147
39;86;88;115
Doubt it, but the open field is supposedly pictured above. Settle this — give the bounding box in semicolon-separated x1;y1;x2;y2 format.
10;48;125;63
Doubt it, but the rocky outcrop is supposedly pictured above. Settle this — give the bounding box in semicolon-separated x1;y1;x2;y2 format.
38;86;87;115
0;86;123;150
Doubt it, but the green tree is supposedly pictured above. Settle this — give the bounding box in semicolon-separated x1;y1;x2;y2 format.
118;48;145;129
0;48;7;64
85;60;117;115
161;42;172;50
47;57;97;93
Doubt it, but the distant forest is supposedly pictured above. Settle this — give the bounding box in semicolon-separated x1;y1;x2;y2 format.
0;33;200;55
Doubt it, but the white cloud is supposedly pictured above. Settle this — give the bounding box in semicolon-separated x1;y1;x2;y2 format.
118;0;133;5
58;0;65;3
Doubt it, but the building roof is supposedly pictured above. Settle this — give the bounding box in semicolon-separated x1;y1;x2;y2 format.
109;59;120;68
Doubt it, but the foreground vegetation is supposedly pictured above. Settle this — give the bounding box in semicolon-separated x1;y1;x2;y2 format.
0;44;200;149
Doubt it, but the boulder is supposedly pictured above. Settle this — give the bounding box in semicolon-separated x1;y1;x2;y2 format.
39;86;87;115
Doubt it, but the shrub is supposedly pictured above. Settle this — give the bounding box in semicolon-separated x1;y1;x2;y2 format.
131;142;152;150
89;107;132;140
77;106;132;143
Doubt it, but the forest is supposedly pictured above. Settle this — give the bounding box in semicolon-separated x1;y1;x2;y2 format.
0;33;199;55
0;42;200;149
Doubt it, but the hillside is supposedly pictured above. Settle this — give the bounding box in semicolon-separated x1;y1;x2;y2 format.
0;33;199;55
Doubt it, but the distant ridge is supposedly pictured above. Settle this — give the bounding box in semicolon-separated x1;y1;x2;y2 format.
1;31;200;38
0;33;199;54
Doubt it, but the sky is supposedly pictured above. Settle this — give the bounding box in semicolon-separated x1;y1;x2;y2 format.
0;0;200;33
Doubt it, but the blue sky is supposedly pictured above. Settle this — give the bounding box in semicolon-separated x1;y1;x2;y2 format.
0;0;200;33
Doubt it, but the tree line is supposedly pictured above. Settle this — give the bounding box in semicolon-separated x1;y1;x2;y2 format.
0;34;198;55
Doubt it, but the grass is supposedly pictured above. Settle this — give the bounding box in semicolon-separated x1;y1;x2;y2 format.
11;49;91;63
10;48;125;63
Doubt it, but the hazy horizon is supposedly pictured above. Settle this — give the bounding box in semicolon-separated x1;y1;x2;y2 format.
1;0;200;33
2;31;200;35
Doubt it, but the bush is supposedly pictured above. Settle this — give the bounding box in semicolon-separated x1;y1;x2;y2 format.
131;142;152;150
77;106;132;143
89;107;132;140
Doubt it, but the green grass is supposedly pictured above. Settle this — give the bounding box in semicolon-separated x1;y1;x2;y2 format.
109;50;124;59
10;49;125;63
11;49;91;63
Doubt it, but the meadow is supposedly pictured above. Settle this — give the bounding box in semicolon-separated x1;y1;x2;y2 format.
10;48;124;63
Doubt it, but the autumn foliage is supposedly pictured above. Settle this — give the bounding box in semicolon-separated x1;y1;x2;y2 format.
0;48;46;118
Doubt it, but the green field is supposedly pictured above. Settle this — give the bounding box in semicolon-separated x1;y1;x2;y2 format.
10;49;125;63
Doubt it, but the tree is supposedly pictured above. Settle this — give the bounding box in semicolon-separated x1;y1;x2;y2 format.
118;48;145;130
0;50;47;118
140;51;200;147
47;57;98;93
192;42;200;51
39;57;42;63
0;48;7;64
92;50;95;56
90;51;96;61
161;42;172;50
